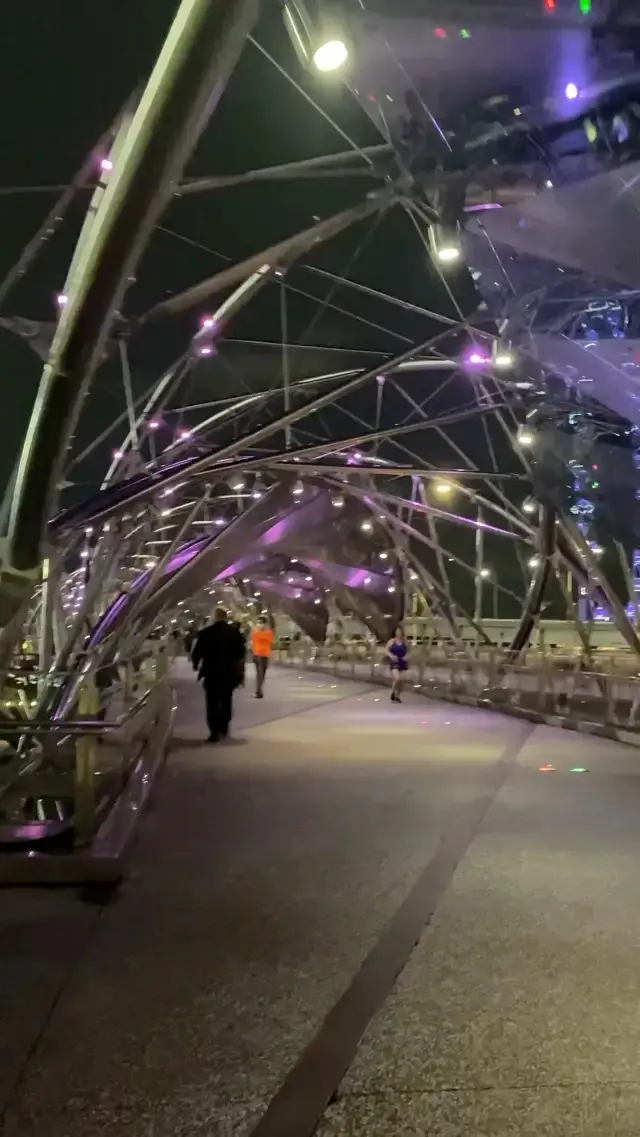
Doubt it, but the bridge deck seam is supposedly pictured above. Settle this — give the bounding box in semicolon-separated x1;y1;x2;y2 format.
247;719;535;1137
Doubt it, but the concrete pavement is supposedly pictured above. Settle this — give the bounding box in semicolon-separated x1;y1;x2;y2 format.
2;664;640;1135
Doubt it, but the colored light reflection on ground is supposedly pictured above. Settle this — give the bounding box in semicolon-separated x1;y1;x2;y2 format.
538;763;556;772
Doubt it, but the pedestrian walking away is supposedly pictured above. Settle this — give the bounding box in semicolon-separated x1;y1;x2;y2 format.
191;608;246;742
250;615;274;698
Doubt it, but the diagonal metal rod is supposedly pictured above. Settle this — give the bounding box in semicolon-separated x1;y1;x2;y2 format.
70;355;192;472
178;144;391;194
301;265;462;328
269;463;528;482
361;488;525;541
0;114;126;309
139;192;396;324
157;222;415;345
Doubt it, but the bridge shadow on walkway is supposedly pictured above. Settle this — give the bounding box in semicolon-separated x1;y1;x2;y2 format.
2;663;640;1135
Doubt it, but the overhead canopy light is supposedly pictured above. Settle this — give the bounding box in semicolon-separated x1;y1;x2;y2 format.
492;339;514;369
436;245;460;264
429;186;465;266
433;479;457;498
493;350;513;368
517;426;535;448
429;224;461;264
313;39;348;71
282;0;350;74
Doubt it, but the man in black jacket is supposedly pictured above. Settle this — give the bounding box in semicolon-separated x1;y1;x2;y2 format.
191;608;246;742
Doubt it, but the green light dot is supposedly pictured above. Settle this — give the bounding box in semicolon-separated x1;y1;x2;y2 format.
460;28;471;38
570;766;588;773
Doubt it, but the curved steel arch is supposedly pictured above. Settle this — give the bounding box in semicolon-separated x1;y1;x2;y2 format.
1;0;260;595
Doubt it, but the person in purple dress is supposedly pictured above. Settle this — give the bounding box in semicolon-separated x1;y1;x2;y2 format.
385;627;408;703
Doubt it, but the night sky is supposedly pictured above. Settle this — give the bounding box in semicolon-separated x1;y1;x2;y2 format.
0;2;542;617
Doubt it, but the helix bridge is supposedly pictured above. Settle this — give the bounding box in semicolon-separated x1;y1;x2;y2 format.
3;0;640;875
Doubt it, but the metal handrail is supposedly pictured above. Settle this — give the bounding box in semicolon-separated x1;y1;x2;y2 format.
276;642;640;732
0;678;164;735
0;648;174;850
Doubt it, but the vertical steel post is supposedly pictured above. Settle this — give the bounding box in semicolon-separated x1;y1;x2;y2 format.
75;676;99;847
37;555;56;694
474;506;484;623
280;280;292;450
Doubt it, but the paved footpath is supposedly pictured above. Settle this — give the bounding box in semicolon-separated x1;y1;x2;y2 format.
2;663;640;1135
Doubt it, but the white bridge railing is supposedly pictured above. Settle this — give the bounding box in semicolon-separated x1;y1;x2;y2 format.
276;642;640;735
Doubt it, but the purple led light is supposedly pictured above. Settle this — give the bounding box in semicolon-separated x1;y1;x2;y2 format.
465;351;490;366
565;82;578;100
464;202;502;213
100;157;113;172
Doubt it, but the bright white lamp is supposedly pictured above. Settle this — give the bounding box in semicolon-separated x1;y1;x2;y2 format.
313;38;348;71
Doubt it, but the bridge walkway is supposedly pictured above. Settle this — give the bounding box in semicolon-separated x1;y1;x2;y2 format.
2;663;640;1135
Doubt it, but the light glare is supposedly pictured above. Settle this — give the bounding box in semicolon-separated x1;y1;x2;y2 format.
493;351;513;368
313;39;348;72
436;245;460;263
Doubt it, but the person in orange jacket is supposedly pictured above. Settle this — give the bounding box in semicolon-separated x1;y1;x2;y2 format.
250;616;274;699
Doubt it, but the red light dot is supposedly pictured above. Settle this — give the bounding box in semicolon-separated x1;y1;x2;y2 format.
367;93;376;103
538;764;556;772
434;26;447;38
